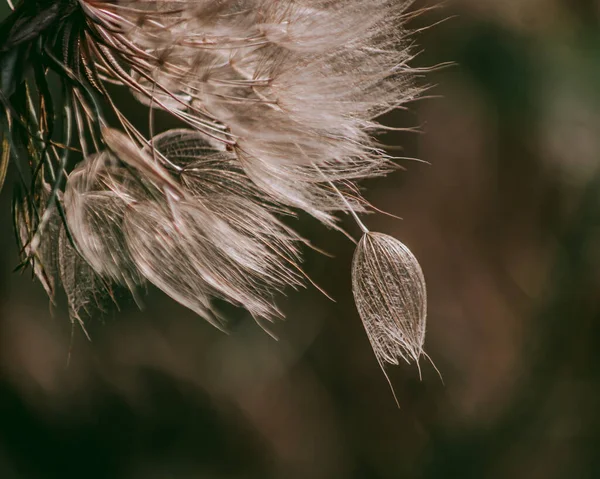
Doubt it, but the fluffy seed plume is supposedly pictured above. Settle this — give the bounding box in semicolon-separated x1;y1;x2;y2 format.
0;0;433;392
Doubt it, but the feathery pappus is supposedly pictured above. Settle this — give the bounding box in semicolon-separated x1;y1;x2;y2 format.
0;0;431;386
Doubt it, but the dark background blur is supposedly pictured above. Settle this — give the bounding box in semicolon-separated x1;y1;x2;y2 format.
1;1;600;478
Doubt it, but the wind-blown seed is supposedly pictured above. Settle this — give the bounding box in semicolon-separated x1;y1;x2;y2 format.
352;232;427;368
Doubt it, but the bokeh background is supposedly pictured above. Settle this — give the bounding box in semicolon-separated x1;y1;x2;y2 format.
1;1;600;478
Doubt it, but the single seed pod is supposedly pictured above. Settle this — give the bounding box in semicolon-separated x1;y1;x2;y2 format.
352;232;427;369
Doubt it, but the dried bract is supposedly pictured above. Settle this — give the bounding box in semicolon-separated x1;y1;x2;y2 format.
352;232;427;367
63;130;304;330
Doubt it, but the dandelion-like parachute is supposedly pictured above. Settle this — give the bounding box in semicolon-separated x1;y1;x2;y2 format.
0;0;431;391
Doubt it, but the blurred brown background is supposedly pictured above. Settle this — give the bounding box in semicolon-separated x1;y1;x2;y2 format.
1;1;600;478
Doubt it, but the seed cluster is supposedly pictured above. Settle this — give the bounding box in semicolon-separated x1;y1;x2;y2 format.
0;0;429;384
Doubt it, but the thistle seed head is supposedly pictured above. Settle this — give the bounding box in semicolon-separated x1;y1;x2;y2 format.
0;0;432;390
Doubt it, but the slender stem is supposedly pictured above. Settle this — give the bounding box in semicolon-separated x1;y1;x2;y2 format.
313;163;370;234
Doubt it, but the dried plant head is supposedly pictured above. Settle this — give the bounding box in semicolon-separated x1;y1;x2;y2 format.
0;0;436;395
